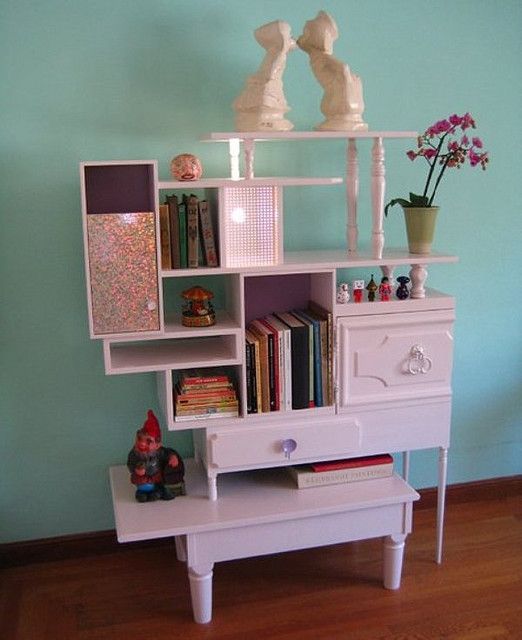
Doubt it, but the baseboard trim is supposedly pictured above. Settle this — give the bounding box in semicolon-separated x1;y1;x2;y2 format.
2;474;520;568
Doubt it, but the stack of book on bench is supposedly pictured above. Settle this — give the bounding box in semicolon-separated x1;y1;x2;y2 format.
288;454;394;489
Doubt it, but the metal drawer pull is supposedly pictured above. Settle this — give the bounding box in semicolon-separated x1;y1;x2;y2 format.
407;345;432;375
281;438;297;459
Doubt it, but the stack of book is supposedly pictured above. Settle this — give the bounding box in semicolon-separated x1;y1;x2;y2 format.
245;302;333;414
288;454;394;489
174;369;239;422
159;194;218;270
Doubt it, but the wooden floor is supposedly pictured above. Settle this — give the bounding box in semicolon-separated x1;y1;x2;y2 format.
1;495;521;640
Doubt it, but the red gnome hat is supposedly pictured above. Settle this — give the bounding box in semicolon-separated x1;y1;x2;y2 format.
142;409;161;440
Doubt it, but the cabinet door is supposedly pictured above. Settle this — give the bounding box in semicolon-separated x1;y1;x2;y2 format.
81;162;161;337
86;211;160;336
337;310;454;408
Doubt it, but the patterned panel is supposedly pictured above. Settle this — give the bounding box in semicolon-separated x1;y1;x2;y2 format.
87;212;160;335
222;186;280;267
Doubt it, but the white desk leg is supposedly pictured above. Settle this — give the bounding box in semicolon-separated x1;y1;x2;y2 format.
402;451;410;481
189;566;214;624
175;535;187;562
208;475;217;501
436;447;449;564
383;534;406;589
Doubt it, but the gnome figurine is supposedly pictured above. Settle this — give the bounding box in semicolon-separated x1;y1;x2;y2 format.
127;410;184;502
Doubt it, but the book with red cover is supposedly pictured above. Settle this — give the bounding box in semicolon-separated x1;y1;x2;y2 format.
180;370;230;385
311;454;393;473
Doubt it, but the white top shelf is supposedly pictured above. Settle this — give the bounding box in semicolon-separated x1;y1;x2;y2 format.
204;131;417;142
158;177;343;190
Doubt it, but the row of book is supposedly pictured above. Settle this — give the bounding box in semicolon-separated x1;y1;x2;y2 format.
159;194;218;270
245;302;333;414
174;369;238;421
288;454;394;489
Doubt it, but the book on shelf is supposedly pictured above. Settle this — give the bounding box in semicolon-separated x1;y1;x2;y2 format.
273;311;309;410
179;369;230;385
250;319;279;411
262;315;291;411
245;336;255;414
245;329;262;414
158;203;172;269
198;199;218;267
177;200;188;268
288;454;394;489
306;301;333;406
293;309;323;407
165;194;181;269
247;321;271;413
185;194;200;268
290;311;315;408
174;408;239;422
174;369;239;421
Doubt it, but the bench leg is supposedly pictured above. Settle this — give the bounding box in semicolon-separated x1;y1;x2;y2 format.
383;534;406;590
188;566;214;623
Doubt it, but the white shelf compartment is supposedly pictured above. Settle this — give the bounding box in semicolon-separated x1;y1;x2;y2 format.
204;131;417;141
103;334;241;375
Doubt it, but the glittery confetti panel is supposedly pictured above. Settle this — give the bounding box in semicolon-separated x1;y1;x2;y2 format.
87;212;160;335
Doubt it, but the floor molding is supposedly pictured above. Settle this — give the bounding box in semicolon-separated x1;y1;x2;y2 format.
2;474;520;568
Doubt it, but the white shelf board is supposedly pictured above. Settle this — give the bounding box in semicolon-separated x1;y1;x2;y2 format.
110;461;419;542
106;336;240;375
334;288;455;317
283;249;459;269
158;177;343;190
204;131;417;142
163;311;241;336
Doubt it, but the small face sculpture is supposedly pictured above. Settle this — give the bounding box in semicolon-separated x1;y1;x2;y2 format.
134;430;161;454
170;154;203;181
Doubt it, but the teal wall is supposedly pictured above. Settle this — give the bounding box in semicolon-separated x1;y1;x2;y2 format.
1;0;520;543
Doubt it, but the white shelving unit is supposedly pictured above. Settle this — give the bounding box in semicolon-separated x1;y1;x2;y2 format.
80;130;456;566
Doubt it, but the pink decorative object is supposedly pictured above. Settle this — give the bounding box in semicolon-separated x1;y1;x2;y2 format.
170;154;203;181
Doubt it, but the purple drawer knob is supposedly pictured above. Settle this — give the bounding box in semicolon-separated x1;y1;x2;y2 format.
281;438;297;459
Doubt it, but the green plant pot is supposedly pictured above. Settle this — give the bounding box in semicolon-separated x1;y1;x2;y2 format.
403;206;439;254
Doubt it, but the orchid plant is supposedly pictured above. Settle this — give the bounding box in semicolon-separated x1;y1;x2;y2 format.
385;112;489;216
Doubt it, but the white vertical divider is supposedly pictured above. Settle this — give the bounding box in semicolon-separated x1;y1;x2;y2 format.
371;137;385;259
347;139;359;253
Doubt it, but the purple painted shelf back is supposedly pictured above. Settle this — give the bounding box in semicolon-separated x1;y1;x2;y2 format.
85;164;155;214
245;274;312;324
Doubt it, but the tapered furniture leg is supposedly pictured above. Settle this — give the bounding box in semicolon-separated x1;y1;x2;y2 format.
436;447;448;564
189;567;214;624
383;534;406;589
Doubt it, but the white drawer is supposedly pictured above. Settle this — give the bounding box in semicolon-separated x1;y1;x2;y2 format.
208;418;361;469
337;310;454;408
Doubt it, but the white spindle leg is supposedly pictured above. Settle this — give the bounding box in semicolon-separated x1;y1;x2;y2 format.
436;447;448;564
402;451;410;481
347;139;359;253
188;566;214;623
383;534;406;589
244;138;255;179
229;138;241;180
409;263;428;299
381;265;395;285
371;137;385;259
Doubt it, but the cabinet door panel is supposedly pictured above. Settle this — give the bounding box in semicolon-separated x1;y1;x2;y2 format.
87;212;160;335
338;310;454;408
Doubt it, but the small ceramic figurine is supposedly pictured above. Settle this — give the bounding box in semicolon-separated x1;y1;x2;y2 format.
233;20;296;131
181;286;216;327
127;410;185;502
379;276;392;301
366;274;378;301
352;279;364;303
297;11;368;131
336;282;350;303
396;275;411;300
170;154;203;181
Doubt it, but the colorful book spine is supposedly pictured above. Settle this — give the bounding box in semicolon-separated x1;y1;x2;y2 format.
166;194;181;269
186;194;199;268
178;201;188;268
273;312;309;410
265;314;292;411
158;203;172;270
198;199;218;267
294;309;323;407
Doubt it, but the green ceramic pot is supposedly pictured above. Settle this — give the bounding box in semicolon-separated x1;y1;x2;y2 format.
403;206;439;254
